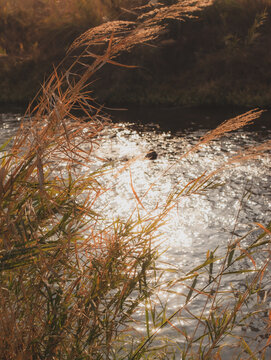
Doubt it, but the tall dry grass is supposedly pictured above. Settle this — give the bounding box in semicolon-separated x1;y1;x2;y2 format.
0;57;162;359
0;0;271;359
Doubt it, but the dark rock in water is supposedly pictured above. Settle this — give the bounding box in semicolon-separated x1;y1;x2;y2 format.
145;150;158;160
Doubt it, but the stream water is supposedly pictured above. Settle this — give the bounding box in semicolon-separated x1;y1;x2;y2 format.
1;108;271;358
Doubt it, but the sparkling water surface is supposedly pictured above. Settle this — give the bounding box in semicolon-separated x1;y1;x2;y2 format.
1;111;270;357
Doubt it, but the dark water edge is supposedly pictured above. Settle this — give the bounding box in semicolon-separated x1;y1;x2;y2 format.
0;103;27;114
108;105;271;133
1;103;270;134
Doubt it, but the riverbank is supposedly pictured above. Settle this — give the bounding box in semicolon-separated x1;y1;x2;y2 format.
94;0;271;107
1;0;271;107
0;0;144;103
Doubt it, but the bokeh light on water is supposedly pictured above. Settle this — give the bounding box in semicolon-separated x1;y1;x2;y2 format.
91;122;270;257
88;120;271;355
1;113;271;356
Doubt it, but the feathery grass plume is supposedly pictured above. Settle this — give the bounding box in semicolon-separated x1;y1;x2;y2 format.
197;108;264;142
69;0;213;56
182;108;265;158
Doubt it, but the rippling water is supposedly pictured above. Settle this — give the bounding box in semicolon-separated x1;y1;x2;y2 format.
90;121;270;249
94;119;271;357
1;110;271;357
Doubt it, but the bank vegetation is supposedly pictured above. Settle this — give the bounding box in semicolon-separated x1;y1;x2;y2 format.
0;0;271;106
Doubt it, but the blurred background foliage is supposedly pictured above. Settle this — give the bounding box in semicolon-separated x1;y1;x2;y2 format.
0;0;271;106
0;0;145;103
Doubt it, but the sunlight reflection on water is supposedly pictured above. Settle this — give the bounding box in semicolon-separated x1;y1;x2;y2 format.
87;121;271;356
91;123;270;257
1;113;271;357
